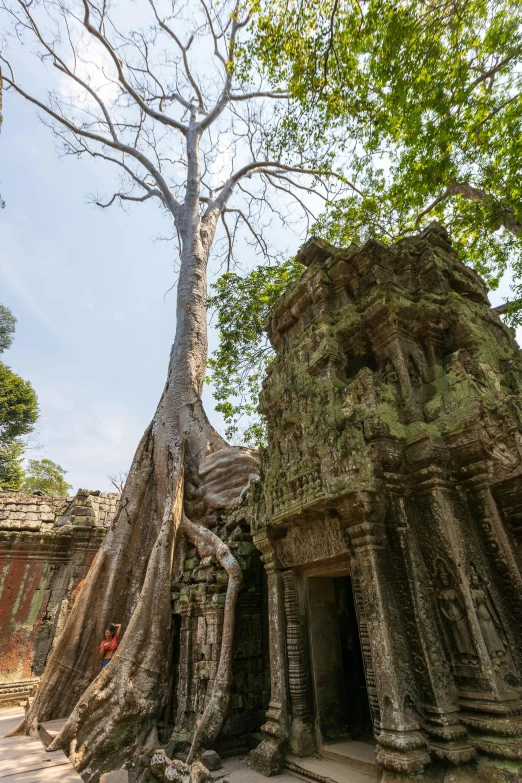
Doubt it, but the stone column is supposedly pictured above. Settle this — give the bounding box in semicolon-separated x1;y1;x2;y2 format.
172;600;194;747
471;483;522;627
249;528;289;776
342;492;430;778
413;482;522;765
394;497;474;765
282;569;315;757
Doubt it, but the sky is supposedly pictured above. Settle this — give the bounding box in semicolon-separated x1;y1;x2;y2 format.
0;11;301;493
0;6;519;493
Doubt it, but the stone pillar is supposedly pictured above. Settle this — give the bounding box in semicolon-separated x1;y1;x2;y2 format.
394;497;474;765
249;529;288;776
406;441;522;769
172;600;194;747
342;492;430;777
282;569;315;757
471;483;522;628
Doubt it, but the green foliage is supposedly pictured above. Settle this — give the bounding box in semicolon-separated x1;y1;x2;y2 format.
249;0;522;307
207;259;304;446
0;305;16;354
0;441;25;491
209;0;522;443
21;458;72;497
0;362;39;443
0;303;40;490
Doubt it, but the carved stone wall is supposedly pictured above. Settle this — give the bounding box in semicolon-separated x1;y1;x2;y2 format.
168;509;269;757
0;489;117;704
249;223;522;782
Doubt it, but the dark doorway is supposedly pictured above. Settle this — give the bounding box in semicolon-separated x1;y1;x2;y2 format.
308;575;373;745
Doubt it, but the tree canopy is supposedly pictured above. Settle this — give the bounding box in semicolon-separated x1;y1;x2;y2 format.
0;303;68;492
207;0;522;440
250;0;522;296
21;458;72;497
207;258;303;446
0;304;38;489
0;304;16;354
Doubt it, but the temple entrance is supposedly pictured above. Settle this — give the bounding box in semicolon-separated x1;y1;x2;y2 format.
307;574;373;748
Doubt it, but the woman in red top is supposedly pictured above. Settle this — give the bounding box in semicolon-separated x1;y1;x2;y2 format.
99;623;121;669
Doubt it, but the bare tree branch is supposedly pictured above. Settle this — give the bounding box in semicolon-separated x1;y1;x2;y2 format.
416;180;522;236
82;0;188;135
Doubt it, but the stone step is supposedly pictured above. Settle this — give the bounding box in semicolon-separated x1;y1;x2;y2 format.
286;753;377;783
321;740;377;776
38;719;68;749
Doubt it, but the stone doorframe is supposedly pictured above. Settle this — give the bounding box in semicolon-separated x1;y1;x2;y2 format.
299;554;351;753
281;553;354;759
249;494;432;779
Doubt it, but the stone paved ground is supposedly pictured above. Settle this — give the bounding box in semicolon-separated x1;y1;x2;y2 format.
0;707;82;782
216;752;377;783
0;707;378;783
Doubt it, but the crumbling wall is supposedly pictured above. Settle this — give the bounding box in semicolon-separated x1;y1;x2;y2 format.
250;223;522;781
0;489;118;704
168;506;269;757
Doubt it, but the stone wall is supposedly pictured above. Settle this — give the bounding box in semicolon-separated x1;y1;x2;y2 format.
0;489;118;704
168;504;269;757
250;223;522;782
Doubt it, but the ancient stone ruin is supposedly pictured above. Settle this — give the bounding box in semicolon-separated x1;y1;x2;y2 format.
0;490;117;705
246;223;522;782
2;223;522;782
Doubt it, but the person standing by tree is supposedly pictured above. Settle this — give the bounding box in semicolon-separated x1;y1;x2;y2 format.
99;624;122;670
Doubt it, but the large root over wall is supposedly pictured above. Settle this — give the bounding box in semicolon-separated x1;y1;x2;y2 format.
180;515;243;764
9;402;259;782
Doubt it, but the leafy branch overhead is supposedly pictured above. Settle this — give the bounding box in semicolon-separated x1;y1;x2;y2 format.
206;0;522;443
207;258;303;446
250;0;522;296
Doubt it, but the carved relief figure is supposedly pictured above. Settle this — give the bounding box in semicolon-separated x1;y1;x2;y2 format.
469;567;506;659
485;427;519;470
436;563;478;665
382;358;398;385
407;356;421;387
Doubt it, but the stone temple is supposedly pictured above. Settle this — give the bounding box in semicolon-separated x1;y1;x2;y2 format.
2;223;522;781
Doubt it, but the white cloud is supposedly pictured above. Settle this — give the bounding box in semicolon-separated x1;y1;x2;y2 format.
35;388;145;492
0;249;62;339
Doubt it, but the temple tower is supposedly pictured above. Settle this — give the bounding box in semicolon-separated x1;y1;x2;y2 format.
249;223;522;782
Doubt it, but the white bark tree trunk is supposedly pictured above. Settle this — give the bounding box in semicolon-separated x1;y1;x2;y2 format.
12;114;259;781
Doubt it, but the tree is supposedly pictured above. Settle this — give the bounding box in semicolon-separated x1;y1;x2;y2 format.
251;0;522;302
0;304;16;354
0;304;38;489
205;0;522;439
0;1;343;777
0;441;25;490
108;471;129;494
21;458;72;496
206;258;303;446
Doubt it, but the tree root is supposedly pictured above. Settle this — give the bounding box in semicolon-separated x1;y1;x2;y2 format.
9;430;256;779
46;473;185;781
180;515;243;763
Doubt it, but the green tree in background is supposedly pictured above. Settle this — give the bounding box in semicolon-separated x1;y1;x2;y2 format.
0;303;69;493
0;442;25;491
250;0;522;303
207;259;303;446
208;0;522;441
0;305;16;354
21;458;72;497
0;305;38;489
